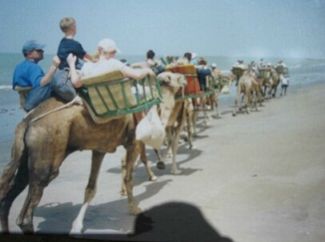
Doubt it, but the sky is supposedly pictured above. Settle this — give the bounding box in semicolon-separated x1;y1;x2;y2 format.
0;0;324;58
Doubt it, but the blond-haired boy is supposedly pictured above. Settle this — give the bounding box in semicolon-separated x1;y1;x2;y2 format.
53;17;94;102
57;17;93;69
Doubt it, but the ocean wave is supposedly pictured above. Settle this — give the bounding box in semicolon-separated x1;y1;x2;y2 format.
0;85;12;90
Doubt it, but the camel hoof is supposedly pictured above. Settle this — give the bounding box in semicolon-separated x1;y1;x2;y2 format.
18;222;34;234
149;175;157;181
129;204;142;215
120;190;127;196
157;161;165;170
171;169;181;175
70;222;84;234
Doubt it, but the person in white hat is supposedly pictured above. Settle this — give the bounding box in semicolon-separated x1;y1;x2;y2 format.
210;63;221;79
67;38;155;88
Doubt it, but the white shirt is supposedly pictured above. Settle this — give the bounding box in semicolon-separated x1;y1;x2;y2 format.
81;57;127;78
281;75;289;85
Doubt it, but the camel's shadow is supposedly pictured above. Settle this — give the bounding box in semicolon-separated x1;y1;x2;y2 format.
35;179;172;234
106;145;203;180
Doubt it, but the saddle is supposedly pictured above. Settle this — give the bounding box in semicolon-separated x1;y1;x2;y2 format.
166;64;202;99
78;70;161;123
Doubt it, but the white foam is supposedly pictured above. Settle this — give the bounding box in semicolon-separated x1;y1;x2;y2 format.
0;85;12;90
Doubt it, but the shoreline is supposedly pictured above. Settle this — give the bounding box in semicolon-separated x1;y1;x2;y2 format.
0;79;321;159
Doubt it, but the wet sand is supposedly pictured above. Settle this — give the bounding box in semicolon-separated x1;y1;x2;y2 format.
1;82;325;242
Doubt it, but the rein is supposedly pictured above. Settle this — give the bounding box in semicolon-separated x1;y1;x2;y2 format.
28;96;82;123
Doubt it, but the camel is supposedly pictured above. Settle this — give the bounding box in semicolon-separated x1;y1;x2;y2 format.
120;71;187;195
0;68;183;234
0;97;146;234
258;66;281;99
159;98;192;174
268;68;281;98
232;66;263;116
186;71;234;139
153;72;189;174
210;72;235;118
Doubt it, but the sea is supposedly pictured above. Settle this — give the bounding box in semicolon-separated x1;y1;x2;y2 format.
1;53;325;168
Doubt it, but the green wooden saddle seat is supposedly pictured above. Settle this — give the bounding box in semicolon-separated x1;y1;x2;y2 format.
78;70;161;123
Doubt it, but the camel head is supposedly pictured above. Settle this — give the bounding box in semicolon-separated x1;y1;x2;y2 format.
157;72;187;94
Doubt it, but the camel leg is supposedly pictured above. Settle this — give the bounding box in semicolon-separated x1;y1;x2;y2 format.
189;109;198;138
120;156;127;196
201;97;209;127
189;99;198;137
121;143;157;196
155;149;165;170
170;126;182;175
273;85;278;98
185;115;193;150
16;182;44;233
244;92;250;114
0;158;29;233
70;151;105;234
156;126;173;170
185;104;193;150
139;142;157;182
250;90;258;112
164;127;173;160
16;152;63;234
124;142;141;215
232;93;239;116
214;94;221;119
170;104;186;175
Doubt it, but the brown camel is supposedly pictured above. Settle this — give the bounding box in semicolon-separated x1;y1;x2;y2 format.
0;96;146;234
258;67;281;99
120;71;187;195
187;72;234;138
232;66;263;116
268;67;281;98
152;72;189;174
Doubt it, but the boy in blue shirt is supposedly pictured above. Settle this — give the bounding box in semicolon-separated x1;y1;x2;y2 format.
53;17;94;102
12;40;60;111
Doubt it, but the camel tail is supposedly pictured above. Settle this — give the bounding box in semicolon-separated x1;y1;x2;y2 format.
0;120;28;200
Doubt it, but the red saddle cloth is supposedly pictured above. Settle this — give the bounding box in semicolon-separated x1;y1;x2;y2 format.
167;65;201;95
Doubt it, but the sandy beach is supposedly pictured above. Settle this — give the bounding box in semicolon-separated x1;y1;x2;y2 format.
1;81;325;242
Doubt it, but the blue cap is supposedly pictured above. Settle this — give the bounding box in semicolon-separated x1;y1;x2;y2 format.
22;40;45;54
